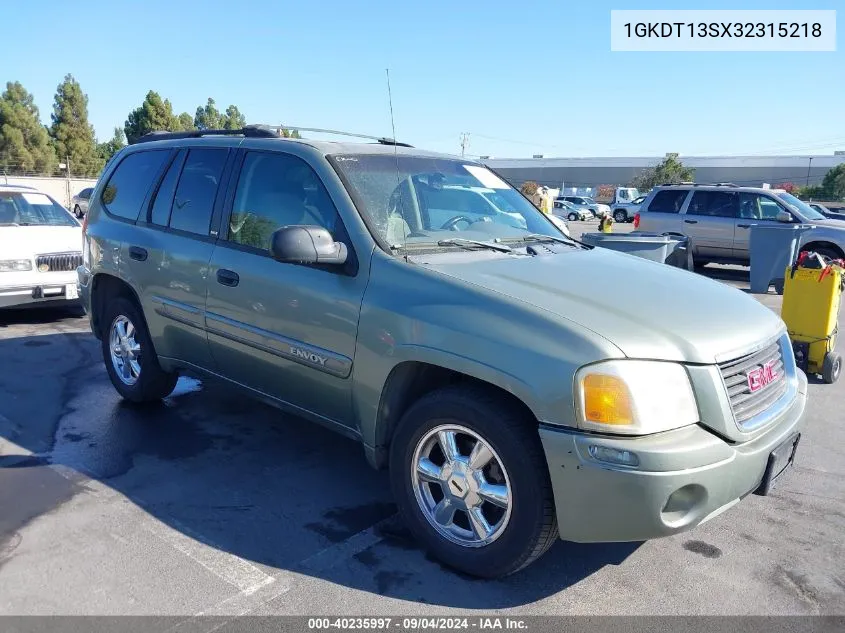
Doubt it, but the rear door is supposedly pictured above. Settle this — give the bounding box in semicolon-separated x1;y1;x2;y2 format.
682;190;739;259
122;146;233;367
638;189;689;234
733;192;789;261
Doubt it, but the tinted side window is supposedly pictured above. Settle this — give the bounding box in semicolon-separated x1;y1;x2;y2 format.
169;148;228;235
150;151;185;226
647;190;688;213
101;150;169;221
80;188;93;199
228;152;340;251
738;193;784;221
687;191;738;218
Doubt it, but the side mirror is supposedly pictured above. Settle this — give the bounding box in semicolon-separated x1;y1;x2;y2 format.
270;226;348;265
776;211;793;223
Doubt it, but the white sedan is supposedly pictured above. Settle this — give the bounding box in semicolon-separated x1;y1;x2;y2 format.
0;185;83;309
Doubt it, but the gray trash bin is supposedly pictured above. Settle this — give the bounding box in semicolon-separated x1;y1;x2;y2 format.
749;224;816;294
581;232;691;268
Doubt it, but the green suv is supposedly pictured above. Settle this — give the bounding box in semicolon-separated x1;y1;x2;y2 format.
78;126;807;578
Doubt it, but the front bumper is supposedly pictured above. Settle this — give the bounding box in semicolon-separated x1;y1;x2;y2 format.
539;370;808;543
0;272;80;309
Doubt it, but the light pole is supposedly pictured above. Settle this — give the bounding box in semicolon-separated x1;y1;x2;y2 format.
806;156;813;188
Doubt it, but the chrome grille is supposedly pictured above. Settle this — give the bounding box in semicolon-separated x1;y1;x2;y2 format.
36;252;83;272
719;340;787;425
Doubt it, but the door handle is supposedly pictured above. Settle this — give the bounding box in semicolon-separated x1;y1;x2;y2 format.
737;223;751;229
128;246;148;261
684;219;698;224
216;269;239;287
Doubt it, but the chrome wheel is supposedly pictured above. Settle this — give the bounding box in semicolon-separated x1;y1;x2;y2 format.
109;315;141;386
411;424;512;548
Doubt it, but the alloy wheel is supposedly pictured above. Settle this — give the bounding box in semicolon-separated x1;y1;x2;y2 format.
411;424;512;548
109;315;141;386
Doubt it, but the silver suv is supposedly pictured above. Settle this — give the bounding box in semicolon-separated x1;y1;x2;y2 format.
636;184;845;265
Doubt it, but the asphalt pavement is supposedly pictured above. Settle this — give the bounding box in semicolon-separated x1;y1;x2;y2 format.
1;237;843;618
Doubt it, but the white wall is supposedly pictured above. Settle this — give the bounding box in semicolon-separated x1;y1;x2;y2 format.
0;175;98;209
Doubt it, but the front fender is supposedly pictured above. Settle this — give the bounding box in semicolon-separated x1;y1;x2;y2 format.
351;253;624;458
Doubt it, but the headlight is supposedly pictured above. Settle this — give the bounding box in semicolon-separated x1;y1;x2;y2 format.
0;259;33;272
574;360;698;435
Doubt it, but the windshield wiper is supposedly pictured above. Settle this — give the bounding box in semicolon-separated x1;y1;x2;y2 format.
521;233;574;245
436;238;512;253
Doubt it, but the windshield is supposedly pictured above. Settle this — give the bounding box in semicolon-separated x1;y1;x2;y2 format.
777;192;826;221
331;155;564;248
0;192;78;227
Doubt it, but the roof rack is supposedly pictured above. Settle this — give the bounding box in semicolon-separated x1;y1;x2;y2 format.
132;124;279;145
266;125;413;147
660;182;738;188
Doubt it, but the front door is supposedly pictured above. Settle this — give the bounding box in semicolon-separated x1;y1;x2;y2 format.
682;190;738;259
204;150;368;427
733;192;790;261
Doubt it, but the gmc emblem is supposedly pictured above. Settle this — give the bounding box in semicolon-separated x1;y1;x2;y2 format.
747;360;778;393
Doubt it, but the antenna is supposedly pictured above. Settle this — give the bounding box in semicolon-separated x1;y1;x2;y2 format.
386;68;408;259
460;132;470;158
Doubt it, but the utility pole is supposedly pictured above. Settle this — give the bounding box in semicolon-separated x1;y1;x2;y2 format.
460;132;469;158
806;156;813;188
66;155;71;208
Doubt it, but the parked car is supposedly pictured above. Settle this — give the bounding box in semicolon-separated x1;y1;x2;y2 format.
611;194;646;223
635;184;845;265
808;202;845;220
554;198;591;221
71;187;94;218
0;184;82;309
79;127;806;578
557;195;610;218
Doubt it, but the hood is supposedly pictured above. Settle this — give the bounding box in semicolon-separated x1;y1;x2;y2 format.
812;218;845;228
423;247;784;364
0;225;83;260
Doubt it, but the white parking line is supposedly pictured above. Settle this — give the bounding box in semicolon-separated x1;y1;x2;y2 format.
143;515;276;595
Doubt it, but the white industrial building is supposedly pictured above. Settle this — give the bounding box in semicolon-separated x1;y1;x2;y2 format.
482;154;845;191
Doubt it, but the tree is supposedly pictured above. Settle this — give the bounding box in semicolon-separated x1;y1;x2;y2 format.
280;126;301;139
176;112;195;132
50;74;100;176
520;181;539;196
0;81;57;174
223;105;246;130
96;127;126;165
194;98;223;130
195;99;247;130
630;153;694;190
819;164;845;200
124;91;182;143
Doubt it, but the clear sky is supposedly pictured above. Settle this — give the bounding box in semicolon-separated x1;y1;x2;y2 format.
6;0;844;158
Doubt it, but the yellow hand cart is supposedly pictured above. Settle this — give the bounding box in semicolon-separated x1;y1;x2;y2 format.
781;254;844;384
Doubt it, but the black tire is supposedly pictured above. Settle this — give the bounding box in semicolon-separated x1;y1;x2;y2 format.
101;296;177;402
613;210;627;223
567;212;577;221
389;385;558;578
800;246;841;263
822;352;842;384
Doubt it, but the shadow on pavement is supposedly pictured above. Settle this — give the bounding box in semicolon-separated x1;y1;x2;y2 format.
0;317;641;609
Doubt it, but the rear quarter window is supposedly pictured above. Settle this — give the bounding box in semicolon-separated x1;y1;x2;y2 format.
101;150;170;221
646;190;688;214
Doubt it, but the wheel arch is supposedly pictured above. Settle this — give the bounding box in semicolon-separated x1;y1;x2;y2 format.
367;359;538;470
89;272;144;340
801;240;845;259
